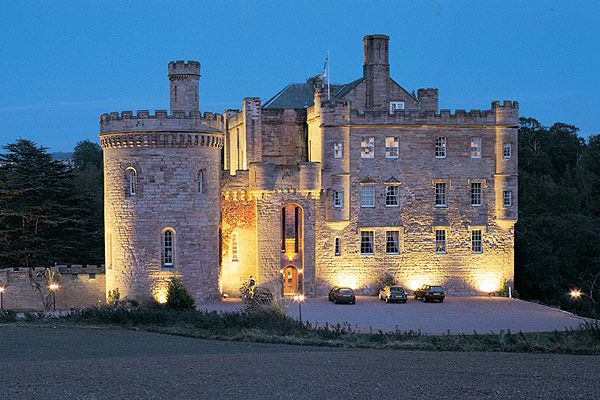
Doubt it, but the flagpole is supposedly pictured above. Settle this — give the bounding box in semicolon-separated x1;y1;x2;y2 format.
327;50;331;101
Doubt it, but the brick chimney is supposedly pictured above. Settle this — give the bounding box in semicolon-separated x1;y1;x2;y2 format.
363;34;390;110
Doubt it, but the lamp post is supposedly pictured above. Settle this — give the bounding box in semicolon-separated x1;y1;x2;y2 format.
293;294;305;323
0;286;5;311
49;283;59;312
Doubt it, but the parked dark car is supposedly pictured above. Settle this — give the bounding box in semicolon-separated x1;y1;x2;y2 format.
328;286;340;302
414;285;445;303
330;287;356;304
378;286;408;303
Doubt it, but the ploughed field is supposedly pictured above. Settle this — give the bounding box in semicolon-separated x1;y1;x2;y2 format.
1;325;598;400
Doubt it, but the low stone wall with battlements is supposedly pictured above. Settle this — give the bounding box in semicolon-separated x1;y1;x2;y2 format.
0;265;106;311
100;110;224;134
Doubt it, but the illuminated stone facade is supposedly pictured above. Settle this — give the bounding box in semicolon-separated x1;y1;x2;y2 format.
102;35;518;304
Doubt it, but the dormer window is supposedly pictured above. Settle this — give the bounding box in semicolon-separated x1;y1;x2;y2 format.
389;101;405;114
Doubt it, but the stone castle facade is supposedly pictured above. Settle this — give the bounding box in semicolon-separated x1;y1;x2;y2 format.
101;34;518;304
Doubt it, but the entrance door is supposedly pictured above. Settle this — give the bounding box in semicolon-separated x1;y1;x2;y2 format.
283;266;298;295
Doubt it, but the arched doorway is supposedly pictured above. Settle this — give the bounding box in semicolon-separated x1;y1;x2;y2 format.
283;265;298;295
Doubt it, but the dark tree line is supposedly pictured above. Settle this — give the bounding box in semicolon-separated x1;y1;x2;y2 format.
516;118;600;317
0;139;103;267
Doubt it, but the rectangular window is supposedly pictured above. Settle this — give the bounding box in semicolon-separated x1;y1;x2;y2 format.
361;231;374;255
386;231;400;254
472;229;483;253
435;183;447;207
89;273;96;280
361;136;375;158
389;101;405;114
503;143;512;159
503;190;512;207
333;190;343;208
435;137;446;158
231;233;239;261
360;186;375;208
385;185;399;206
470;182;482;206
197;170;204;193
470;137;482;158
435;229;446;253
334;142;343;159
334;238;341;256
385;136;399;158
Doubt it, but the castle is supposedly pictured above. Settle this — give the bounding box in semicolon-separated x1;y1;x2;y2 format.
100;34;518;304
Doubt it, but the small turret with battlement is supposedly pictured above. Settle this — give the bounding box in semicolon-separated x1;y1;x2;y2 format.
168;60;201;112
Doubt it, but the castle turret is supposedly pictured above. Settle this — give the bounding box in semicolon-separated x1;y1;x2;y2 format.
363;34;390;110
168;60;201;112
101;60;223;305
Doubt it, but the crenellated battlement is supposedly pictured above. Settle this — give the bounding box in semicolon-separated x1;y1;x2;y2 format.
100;110;224;133
343;100;519;126
168;60;201;79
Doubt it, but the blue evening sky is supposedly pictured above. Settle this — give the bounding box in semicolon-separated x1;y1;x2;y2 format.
0;1;598;151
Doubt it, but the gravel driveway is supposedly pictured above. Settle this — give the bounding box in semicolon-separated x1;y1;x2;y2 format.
1;325;599;400
200;296;591;334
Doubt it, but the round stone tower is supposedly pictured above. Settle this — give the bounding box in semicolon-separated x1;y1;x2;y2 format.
100;60;223;304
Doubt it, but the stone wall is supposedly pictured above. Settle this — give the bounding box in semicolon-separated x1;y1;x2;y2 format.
0;266;105;310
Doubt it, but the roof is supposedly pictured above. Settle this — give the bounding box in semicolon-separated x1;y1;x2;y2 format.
262;78;364;109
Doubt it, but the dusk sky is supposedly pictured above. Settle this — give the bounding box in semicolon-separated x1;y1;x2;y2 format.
1;1;598;152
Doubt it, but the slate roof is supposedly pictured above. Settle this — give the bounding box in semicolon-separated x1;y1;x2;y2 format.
263;78;364;109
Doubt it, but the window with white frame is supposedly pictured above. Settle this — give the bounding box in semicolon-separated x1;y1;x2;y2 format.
472;229;483;253
435;137;446;158
386;231;400;254
162;229;174;268
385;185;399;206
385;136;399;158
503;143;512;159
360;186;375;208
435;229;446;253
127;167;137;196
503;190;512;207
389;101;405;114
435;183;447;207
231;232;239;261
361;136;375;158
360;231;374;255
334;237;341;256
334;142;343;159
197;169;204;193
470;137;482;158
333;190;343;208
470;182;482;206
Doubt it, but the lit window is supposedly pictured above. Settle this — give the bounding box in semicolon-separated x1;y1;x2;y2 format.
472;229;483;253
503;190;512;207
503;143;512;159
435;183;447;207
333;190;343;208
385;186;399;206
470;137;482;158
162;229;174;268
435;229;446;253
389;101;405;114
360;186;375;208
386;231;400;254
126;168;137;196
385;137;399;158
470;182;482;206
334;237;341;256
361;231;374;255
231;233;239;262
361;136;375;158
334;143;343;159
197;169;204;193
435;137;446;158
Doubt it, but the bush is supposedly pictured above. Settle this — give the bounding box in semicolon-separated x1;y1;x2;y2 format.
375;272;396;293
166;278;196;311
107;288;120;306
0;310;17;322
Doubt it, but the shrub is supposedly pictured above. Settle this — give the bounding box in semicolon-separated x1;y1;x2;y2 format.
0;310;17;322
375;272;396;294
107;288;120;306
166;278;196;311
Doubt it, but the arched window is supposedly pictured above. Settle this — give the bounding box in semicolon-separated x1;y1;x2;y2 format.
126;167;137;196
162;229;175;269
197;169;204;193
